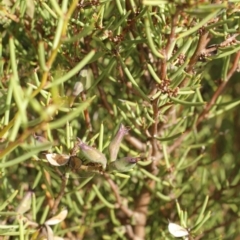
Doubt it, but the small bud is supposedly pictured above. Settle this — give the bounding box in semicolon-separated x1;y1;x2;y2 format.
72;82;84;96
78;68;92;90
108;156;138;172
109;124;129;161
77;138;107;169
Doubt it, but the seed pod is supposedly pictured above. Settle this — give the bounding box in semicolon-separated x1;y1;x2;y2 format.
108;156;138;172
77;138;107;169
68;156;82;172
108;124;129;162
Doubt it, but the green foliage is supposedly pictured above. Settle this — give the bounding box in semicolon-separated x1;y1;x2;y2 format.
0;0;240;239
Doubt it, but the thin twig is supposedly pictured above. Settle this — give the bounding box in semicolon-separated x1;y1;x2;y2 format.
161;11;179;80
98;86;114;115
197;51;240;124
51;173;67;215
81;91;93;132
167;51;240;155
104;173;134;217
187;30;210;73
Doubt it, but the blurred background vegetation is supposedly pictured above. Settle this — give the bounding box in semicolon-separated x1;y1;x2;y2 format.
0;0;240;239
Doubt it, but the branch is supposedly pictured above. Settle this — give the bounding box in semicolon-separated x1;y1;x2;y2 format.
197;51;240;124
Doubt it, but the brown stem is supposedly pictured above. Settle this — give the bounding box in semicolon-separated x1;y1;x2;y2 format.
133;97;160;239
160;11;179;80
81;91;93;132
197;51;240;124
168;51;240;155
98;86;114;115
51;174;67;215
104;173;134;217
125;135;146;152
187;30;210;73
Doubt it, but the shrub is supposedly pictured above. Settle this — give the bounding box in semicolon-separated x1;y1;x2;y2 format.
0;0;240;239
